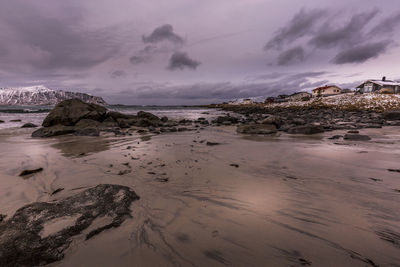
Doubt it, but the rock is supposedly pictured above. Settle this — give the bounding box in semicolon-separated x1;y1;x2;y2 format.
21;123;38;128
51;188;64;196
42;99;107;127
343;134;371;141
155;177;169;183
383;111;400;120
206;141;221;146
32;125;75;138
137;111;160;121
388;169;400;173
328;135;342;140
212;116;239;124
74;127;100;136
106;111;137;120
10;119;21;122
237;124;277;135
74;119;101;129
100;117;119;128
0;120;4;123
116;119;131;128
261;115;282;127
0;214;5;222
230;164;239;168
160;116;168;122
19;168;43;177
0;184;139;266
287;125;324;135
347;130;359;134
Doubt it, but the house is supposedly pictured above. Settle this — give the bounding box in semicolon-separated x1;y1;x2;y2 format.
356;77;400;94
312;85;342;97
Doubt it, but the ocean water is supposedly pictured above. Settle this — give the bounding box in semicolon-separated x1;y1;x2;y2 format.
0;105;223;130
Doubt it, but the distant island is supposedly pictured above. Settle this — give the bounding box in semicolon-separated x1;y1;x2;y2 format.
0;85;107;106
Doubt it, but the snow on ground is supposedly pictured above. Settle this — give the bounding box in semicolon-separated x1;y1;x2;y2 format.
266;93;400;112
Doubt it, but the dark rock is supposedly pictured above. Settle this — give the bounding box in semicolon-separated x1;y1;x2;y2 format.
212;116;239;124
160;116;168;122
0;120;4;123
21;123;38;128
106;111;137;120
155;177;169;182
388;169;400;173
100;117;119;128
137;111;160;121
287;125;324;135
74;127;100;136
10;119;21;122
347;130;359;134
261;115;282;127
0;184;139;267
0;214;5;222
51;188;64;196
19;168;43;177
328;135;342;140
74;119;101;129
116;119;131;128
136;118;158;127
42;99;107;127
343;134;371;141
206;141;221;146
383;111;400;120
230;164;239;168
237;124;277;135
32;125;75;138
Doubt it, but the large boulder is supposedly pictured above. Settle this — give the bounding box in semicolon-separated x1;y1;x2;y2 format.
32;125;75;138
237;124;277;134
0;184;139;267
74;119;101;129
261;115;282;127
106;111;137;121
212;116;239;124
42;99;107;127
287;125;325;135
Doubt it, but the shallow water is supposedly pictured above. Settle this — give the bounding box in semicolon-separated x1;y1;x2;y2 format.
0;126;399;266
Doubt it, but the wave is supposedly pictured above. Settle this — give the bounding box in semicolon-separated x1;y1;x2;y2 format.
0;108;51;114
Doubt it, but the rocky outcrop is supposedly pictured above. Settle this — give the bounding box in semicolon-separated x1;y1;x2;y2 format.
343;134;371;141
31;99;164;137
237;124;277;134
42;99;107;127
21;123;38;128
0;184;139;267
383;111;400;120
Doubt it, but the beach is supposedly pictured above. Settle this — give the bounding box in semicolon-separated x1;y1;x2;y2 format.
1;115;400;266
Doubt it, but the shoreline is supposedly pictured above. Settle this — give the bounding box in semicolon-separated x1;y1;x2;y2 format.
1;124;400;266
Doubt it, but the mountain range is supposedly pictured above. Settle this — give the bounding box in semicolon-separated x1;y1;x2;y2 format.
0;85;107;106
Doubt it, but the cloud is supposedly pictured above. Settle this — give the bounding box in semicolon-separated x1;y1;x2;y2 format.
332;41;390;64
369;11;400;36
277;46;305;65
110;70;127;78
142;24;185;45
0;2;120;71
167;52;201;70
264;8;326;50
309;9;379;49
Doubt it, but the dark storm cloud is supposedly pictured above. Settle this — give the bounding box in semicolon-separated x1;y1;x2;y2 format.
264;8;326;50
129;45;156;65
167;52;201;70
142;24;185;45
0;1;120;71
309;9;379;49
369;12;400;36
332;41;390;64
277;46;305;65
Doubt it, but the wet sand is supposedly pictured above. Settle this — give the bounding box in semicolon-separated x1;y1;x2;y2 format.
1;127;400;266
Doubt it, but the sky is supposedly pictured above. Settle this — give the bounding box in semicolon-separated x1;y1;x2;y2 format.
0;0;399;105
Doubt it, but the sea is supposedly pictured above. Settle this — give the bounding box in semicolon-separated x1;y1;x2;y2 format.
0;105;223;130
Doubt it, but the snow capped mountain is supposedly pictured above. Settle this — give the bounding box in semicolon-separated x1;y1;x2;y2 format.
0;85;107;106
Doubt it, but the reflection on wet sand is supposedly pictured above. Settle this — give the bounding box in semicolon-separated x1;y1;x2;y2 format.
0;127;400;266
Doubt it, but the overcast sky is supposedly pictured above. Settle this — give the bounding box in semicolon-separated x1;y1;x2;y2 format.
0;0;399;104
